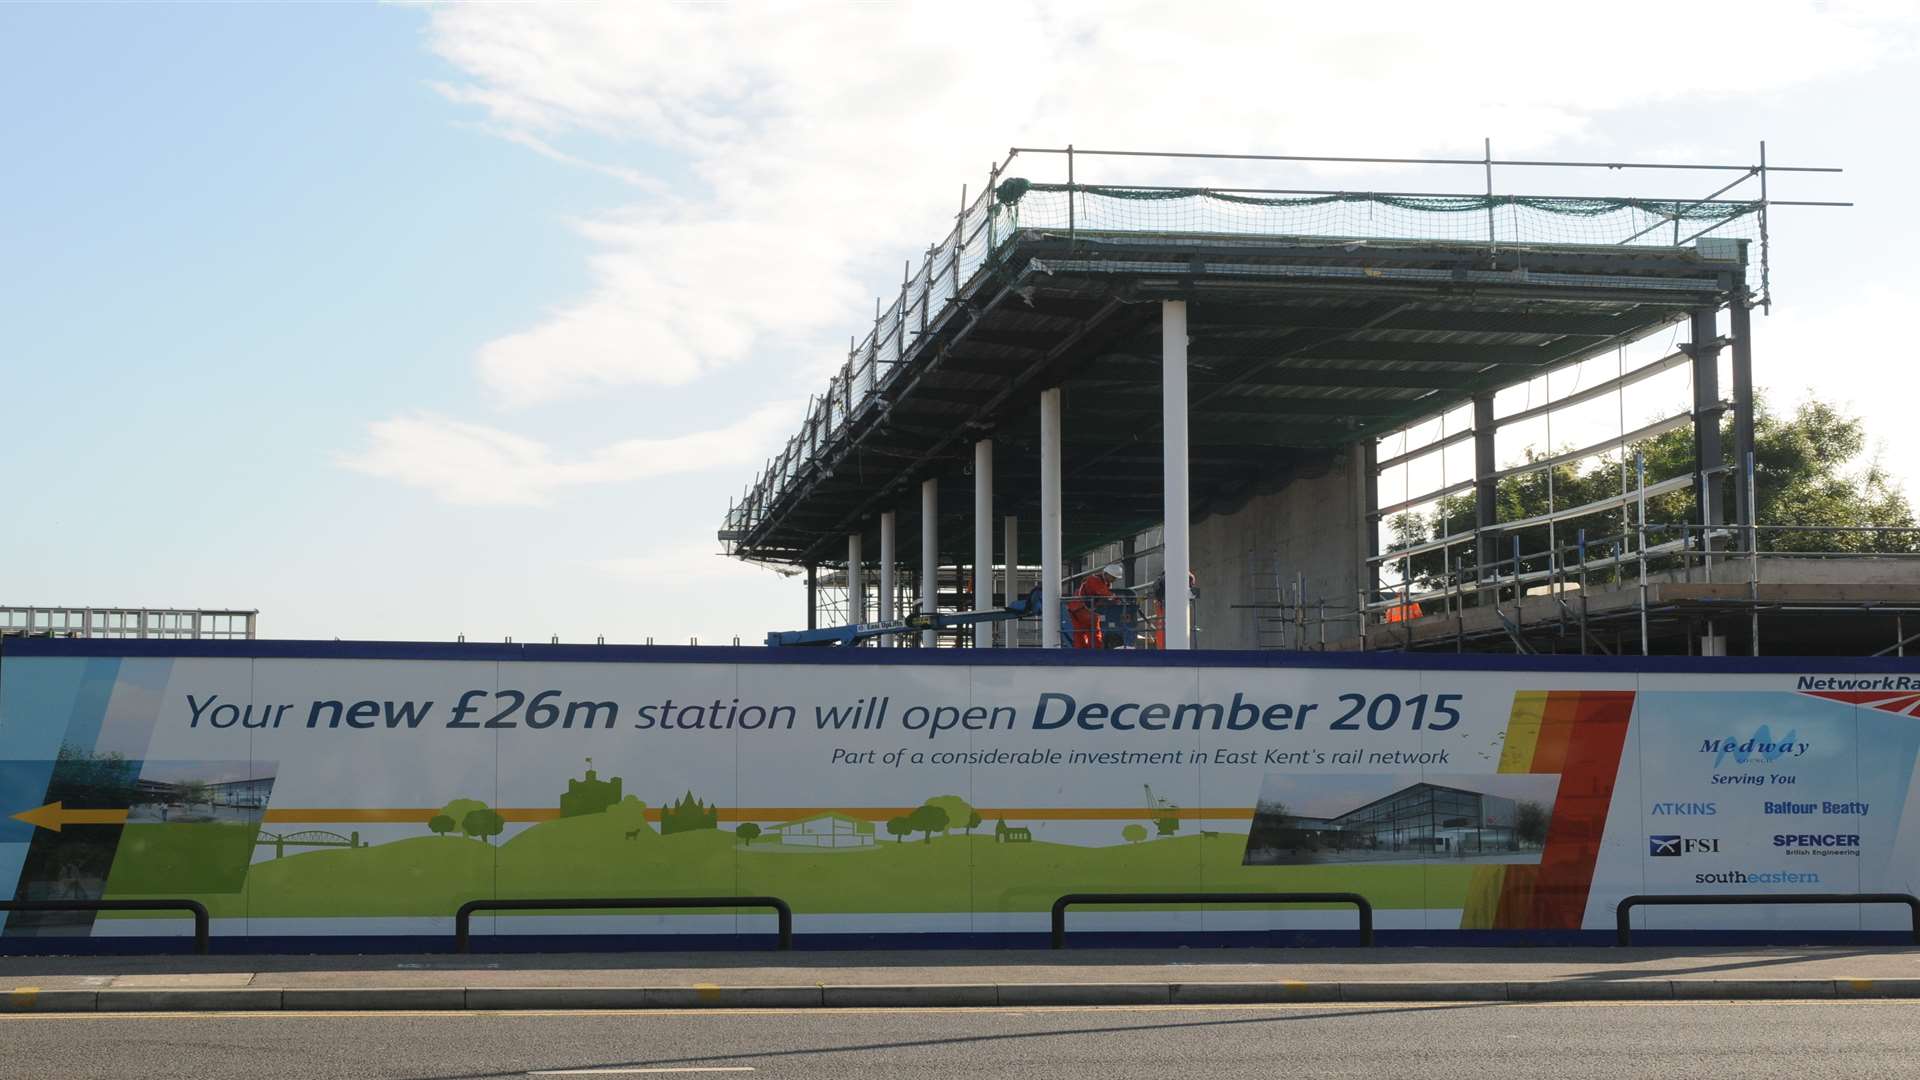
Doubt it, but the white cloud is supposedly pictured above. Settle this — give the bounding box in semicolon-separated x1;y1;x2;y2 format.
419;1;1912;408
339;400;803;505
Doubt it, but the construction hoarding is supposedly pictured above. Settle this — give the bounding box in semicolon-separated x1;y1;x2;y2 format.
2;640;1917;947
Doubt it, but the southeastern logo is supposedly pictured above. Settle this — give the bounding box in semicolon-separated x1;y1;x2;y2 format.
1649;835;1719;856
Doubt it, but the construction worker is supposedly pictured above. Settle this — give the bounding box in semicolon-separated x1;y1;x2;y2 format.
1068;562;1122;649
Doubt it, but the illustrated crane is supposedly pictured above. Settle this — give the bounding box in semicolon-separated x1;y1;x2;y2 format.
1144;784;1181;837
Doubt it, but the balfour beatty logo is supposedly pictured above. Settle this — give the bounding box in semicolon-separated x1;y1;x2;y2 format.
1651;802;1716;815
1702;725;1807;767
1764;801;1869;815
1797;675;1920;691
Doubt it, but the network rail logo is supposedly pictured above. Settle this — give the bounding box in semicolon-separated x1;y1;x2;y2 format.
1798;677;1920;717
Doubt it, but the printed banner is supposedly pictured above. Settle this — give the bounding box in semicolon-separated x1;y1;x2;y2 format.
3;647;1918;942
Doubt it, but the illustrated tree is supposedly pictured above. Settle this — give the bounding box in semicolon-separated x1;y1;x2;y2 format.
462;807;506;844
440;798;488;824
427;814;456;838
1385;395;1918;589
908;804;949;844
1515;801;1549;848
964;811;983;836
1122;824;1148;844
923;795;975;837
886;816;913;843
736;822;762;846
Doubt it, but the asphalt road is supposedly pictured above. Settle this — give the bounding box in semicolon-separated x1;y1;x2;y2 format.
4;1001;1918;1080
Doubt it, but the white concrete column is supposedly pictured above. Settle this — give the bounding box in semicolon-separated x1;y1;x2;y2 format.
921;477;939;647
1003;514;1019;647
878;510;897;644
1040;387;1064;648
847;532;865;628
1162;300;1191;650
973;439;994;647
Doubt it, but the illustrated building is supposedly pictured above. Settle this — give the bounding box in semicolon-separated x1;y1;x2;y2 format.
765;812;875;847
560;763;622;818
1246;782;1525;862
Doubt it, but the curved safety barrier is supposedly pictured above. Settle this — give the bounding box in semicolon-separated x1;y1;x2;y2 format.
0;899;210;954
1615;892;1920;945
1051;891;1374;949
454;896;794;953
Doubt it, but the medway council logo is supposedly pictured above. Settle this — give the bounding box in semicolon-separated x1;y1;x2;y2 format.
1701;725;1805;768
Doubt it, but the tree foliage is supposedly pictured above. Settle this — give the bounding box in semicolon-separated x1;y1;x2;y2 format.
462;808;505;843
886;816;913;843
908;804;949;844
1122;824;1148;844
427;814;456;837
1386;396;1916;589
735;822;762;846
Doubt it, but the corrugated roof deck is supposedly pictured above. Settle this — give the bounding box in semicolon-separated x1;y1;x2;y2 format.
725;227;1743;568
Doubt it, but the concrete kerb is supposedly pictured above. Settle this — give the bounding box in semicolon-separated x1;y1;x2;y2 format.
3;980;1910;1013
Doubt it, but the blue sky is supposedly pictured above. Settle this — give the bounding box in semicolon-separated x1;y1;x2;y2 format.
3;2;1917;645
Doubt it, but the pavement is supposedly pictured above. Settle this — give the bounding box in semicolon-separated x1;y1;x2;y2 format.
4;946;1920;1012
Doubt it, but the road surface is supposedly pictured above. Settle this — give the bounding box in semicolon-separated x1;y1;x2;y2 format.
5;1000;1918;1079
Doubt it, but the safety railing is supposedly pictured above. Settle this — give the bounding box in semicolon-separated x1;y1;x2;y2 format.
1050;891;1373;949
0;899;211;954
453;896;794;953
723;145;1839;556
1614;893;1920;946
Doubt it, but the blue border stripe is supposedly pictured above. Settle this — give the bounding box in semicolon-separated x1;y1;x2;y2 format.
6;637;1919;674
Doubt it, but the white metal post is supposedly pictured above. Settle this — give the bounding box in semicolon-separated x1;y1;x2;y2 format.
1162;300;1191;650
878;510;897;645
1003;514;1019;647
847;532;865;628
973;439;994;648
1041;387;1064;648
921;477;939;647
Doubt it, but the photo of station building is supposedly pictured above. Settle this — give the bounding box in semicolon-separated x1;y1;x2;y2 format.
1243;781;1540;866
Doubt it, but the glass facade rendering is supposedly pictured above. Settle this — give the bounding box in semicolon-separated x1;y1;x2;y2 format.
1243;782;1539;865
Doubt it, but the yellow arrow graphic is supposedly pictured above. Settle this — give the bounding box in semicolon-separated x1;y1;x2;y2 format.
9;803;130;833
11;803;1257;833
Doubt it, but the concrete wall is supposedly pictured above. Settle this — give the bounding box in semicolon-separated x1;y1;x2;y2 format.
1189;450;1364;650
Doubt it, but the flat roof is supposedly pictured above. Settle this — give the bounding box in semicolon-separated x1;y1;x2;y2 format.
726;225;1746;568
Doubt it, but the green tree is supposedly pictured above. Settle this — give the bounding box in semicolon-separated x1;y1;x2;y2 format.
1122;824;1148;844
177;781;212;809
1386;396;1918;588
427;814;456;837
736;822;762;846
440;798;489;824
965;810;983;835
462;807;505;844
886;816;913;843
1515;801;1549;848
908;804;949;844
923;796;974;836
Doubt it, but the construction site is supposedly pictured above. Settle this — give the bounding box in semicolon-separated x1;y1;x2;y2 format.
720;145;1918;657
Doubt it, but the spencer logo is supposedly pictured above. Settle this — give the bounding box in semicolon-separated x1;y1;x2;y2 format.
1649;835;1720;856
1701;724;1807;768
1651;802;1716;816
1773;834;1861;847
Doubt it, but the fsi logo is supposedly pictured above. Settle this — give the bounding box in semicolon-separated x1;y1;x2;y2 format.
1649;835;1721;856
